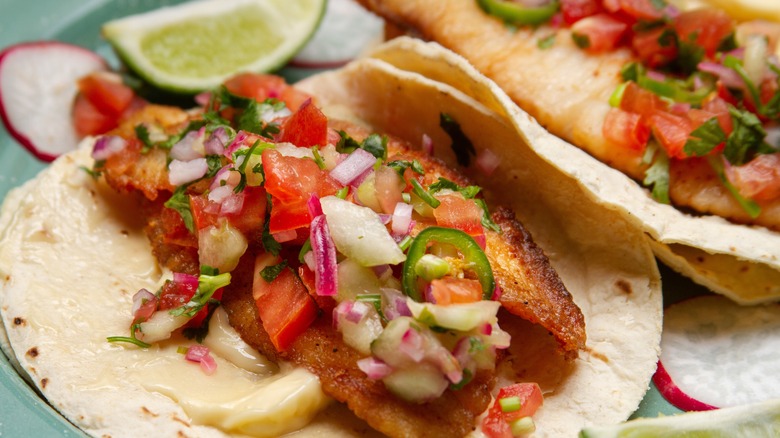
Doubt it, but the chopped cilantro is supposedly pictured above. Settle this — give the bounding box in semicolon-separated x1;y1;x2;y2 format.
475;198;501;233
80;165;102;179
361;133;388;160
725;107;769;165
106;322;151;349
238;99;283;139
311;146;326;169
387;159;425;176
675;34;705;75
262;196;282;256
440;113;477;167
260;260;288;283
621;62;643;82
134;124;154;153
336;130;361;154
170;271;231;318
707;156;761;218
164;186;195;233
428;177;481;199
298;239;312;263
571;33;590;50
684;117;727;157
537;34;555;49
410;179;441;208
182;301;219;342
642;144;670;204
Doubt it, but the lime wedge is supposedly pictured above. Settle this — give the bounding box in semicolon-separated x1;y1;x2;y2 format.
102;0;326;94
580;399;780;437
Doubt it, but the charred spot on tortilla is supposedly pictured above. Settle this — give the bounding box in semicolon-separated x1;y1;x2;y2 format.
440;113;476;167
13;316;25;326
26;347;39;358
40;377;48;389
615;279;633;295
140;406;159;418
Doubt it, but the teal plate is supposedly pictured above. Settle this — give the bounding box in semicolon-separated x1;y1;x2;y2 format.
0;0;699;435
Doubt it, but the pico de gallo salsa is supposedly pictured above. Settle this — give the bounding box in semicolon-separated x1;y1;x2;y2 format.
90;72;542;434
479;0;780;218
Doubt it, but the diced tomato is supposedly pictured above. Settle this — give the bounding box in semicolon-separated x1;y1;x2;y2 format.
298;265;337;314
603;107;650;151
269;198;312;233
190;194;219;231
432;193;484;236
223;185;267;235
620;81;669;119
430;277;483;305
276;99;329;147
560;0;603;25
224;73;311;111
615;0;665;21
160;205;198;248
725;153;780;202
253;253;318;351
158;278;198;310
674;8;734;58
570;14;628;53
262;148;342;203
648;110;693;159
482;383;544;438
632;26;678;68
77;73;135;117
73;94;117;136
688;97;732;139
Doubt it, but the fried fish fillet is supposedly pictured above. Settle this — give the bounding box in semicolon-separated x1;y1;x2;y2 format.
356;0;780;230
100;104;585;437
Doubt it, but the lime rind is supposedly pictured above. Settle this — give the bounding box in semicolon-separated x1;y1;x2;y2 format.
580;399;780;438
103;0;326;94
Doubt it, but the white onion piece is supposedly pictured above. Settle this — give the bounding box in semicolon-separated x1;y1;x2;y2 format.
170;129;206;161
91;135;127;161
391;202;413;236
276;142;314;159
204;126;230;155
329;148;376;185
476;148;501;176
131;288;155;315
138;311;191;343
208;185;234;204
743;34;768;86
168;158;208;186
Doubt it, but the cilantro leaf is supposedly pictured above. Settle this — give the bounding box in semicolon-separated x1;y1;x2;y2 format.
724;107;768;165
170;271;231;318
643;144;671;204
262;196;282;256
440;113;476;167
164;186;194;233
361;133;388;160
387;159;425;176
537;34;555;49
134;124;154;153
336;130;361;154
410;179;441;208
260;260;288;283
474;198;501;233
684;117;727;157
428;177;481;199
239;100;282;139
571;33;590;49
707;155;762;218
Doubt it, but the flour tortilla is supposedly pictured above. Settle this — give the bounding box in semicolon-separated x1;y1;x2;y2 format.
0;40;661;437
357;36;780;305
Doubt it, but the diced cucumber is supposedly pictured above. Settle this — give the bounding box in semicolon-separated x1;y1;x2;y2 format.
337;258;383;301
382;363;449;403
407;299;500;332
371;317;415;368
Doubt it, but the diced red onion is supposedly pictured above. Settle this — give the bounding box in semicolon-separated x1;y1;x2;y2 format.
474;233;486;250
421;133;433;155
185;345;217;375
224;131;248;158
424;285;437;304
492;285;503;301
168;158;208;186
307;194;323;218
173;272;199;289
391;202;413;236
170;129;205;161
373;264;392;280
330;148;376;185
346;301;370;323
219;192;244;215
209;166;238;192
310;215;338;296
92;135;127;161
670;102;691;115
195;91;211;107
131;288;156;321
476;148;501;176
480;323;493;336
377;214;392;225
208;185;234;204
356;357;393;380
272;229;297;243
698;62;745;89
204;126;230;155
333;301;352;330
400;328;425;362
437;350;463;384
646;70;667;82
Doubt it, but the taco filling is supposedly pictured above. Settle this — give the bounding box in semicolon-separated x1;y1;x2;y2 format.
87;73;585;436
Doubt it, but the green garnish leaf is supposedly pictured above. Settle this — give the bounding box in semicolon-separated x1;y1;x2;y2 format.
475;198;502;233
311;146;326;169
684;117;727;157
440;113;477;167
411;179;441;208
572;33;590;49
387;159;425;176
260;260;288;283
170;271;231;317
238;99;283;139
361;133;388;160
707;155;762;218
537;34;555;49
107;323;151;349
262;196;282;256
336;130;361;154
134;124;154;153
298;239;312;263
643;144;671;204
428;177;481;199
725;107;768;166
182;301;220;342
80;165;102;179
164;186;194;233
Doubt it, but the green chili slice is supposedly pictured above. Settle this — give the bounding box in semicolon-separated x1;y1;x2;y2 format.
477;0;559;26
402;227;495;302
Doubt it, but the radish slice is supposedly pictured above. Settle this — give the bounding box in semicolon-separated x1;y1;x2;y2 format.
655;295;780;411
290;0;384;68
0;41;107;161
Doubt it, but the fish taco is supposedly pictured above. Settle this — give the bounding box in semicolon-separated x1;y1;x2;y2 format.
356;0;780;303
0;41;661;437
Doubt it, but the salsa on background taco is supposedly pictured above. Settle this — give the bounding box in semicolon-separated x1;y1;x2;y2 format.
355;0;780;303
0;41;661;437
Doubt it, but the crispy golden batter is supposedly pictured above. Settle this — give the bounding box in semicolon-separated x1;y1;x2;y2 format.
102;104;585;437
